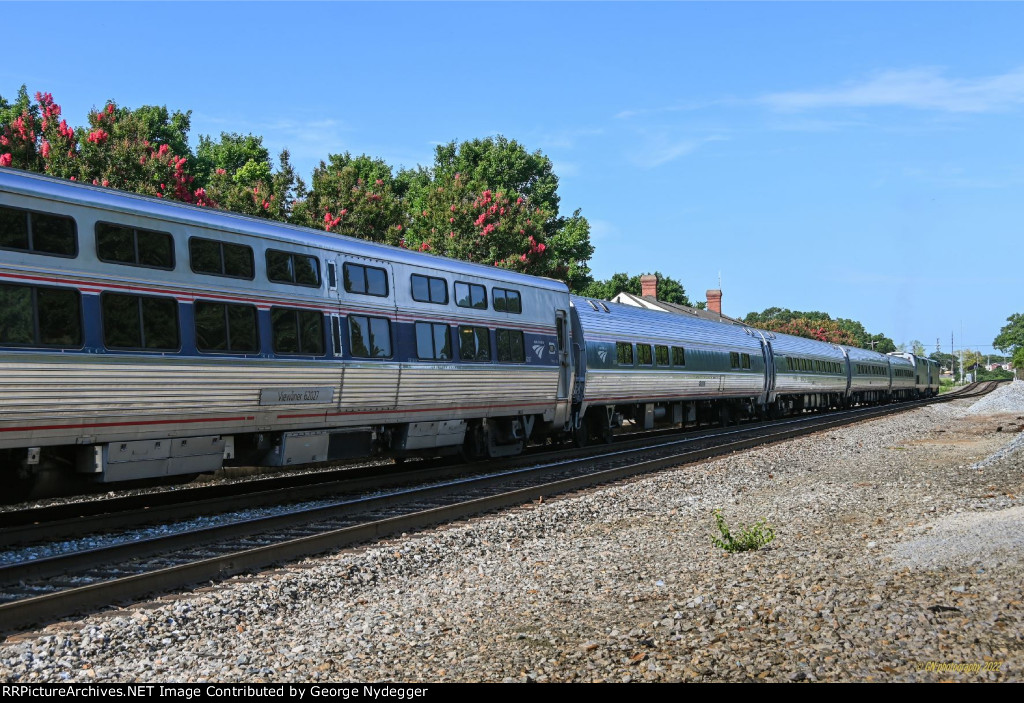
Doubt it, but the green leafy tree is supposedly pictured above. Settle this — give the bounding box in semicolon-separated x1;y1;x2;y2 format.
930;352;959;375
743;307;894;351
402;171;549;270
1013;348;1024;373
298;152;405;245
404;136;593;290
994;313;1024;355
748;316;858;345
196;132;272;187
198;134;305;220
581;272;693;306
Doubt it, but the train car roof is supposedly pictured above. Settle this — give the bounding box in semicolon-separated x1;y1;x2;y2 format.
570;295;764;349
841;344;894;362
0;167;569;293
759;329;846;358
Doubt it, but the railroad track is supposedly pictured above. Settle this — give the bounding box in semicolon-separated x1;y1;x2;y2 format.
0;379;994;540
0;381;999;635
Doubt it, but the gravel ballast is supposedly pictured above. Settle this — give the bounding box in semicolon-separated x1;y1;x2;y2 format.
1;395;1022;682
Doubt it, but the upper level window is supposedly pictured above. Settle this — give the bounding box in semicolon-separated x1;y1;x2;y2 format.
190;237;254;279
741;353;751;369
0;205;77;257
415;322;452;360
349;315;392;358
655;345;669;366
616;342;634;366
493;287;522;314
96;222;174;270
270;307;324;355
267;249;320;287
0;283;82;348
343;262;388;297
101;292;179;351
454;282;487;310
672;346;686;366
411;274;448;305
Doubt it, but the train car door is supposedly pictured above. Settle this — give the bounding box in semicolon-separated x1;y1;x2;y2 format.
553;309;572;428
335;255;399;413
753;330;775;405
556;309;571;399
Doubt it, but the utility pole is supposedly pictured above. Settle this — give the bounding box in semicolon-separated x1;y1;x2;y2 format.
960;321;965;385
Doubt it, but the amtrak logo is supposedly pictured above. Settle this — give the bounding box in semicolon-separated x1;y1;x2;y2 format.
597;347;608;363
532;341;546;359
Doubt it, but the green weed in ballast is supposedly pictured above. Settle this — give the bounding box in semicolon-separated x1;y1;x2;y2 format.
710;509;775;553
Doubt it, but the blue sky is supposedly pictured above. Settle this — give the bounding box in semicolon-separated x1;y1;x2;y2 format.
3;2;1021;355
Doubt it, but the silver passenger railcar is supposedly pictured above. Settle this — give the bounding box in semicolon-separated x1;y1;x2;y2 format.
887;354;917;400
764;331;848;413
0;169;570;492
843;345;893;404
570;297;767;440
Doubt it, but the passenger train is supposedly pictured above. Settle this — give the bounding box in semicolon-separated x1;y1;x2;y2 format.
0;169;940;495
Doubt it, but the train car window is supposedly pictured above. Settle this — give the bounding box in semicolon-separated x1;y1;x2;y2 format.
96;222;174;270
270;307;324;355
637;344;653;366
672;346;685;366
189;238;255;279
616;342;634;366
497;329;526;363
101;292;179;351
742;353;751;369
327;262;337;289
454;282;487;310
415;322;452;360
411;274;448;305
0;284;82;347
729;351;740;369
344;263;389;297
267;250;321;288
348;315;392;358
655;345;669;366
195;301;259;353
0;205;77;257
458;325;491;362
493;288;522;314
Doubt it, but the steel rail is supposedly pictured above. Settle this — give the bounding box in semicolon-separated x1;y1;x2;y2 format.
0;381;998;635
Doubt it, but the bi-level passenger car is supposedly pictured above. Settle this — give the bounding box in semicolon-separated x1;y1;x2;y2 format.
0;169;572;489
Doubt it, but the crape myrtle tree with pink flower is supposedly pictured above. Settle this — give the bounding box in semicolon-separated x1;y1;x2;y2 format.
400;137;594;291
0;87;595;293
293;152;406;247
0;87;303;218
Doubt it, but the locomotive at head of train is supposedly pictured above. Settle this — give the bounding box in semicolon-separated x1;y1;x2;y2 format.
0;168;939;497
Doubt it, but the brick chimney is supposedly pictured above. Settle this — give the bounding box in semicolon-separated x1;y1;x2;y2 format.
706;289;722;315
640;274;658;299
